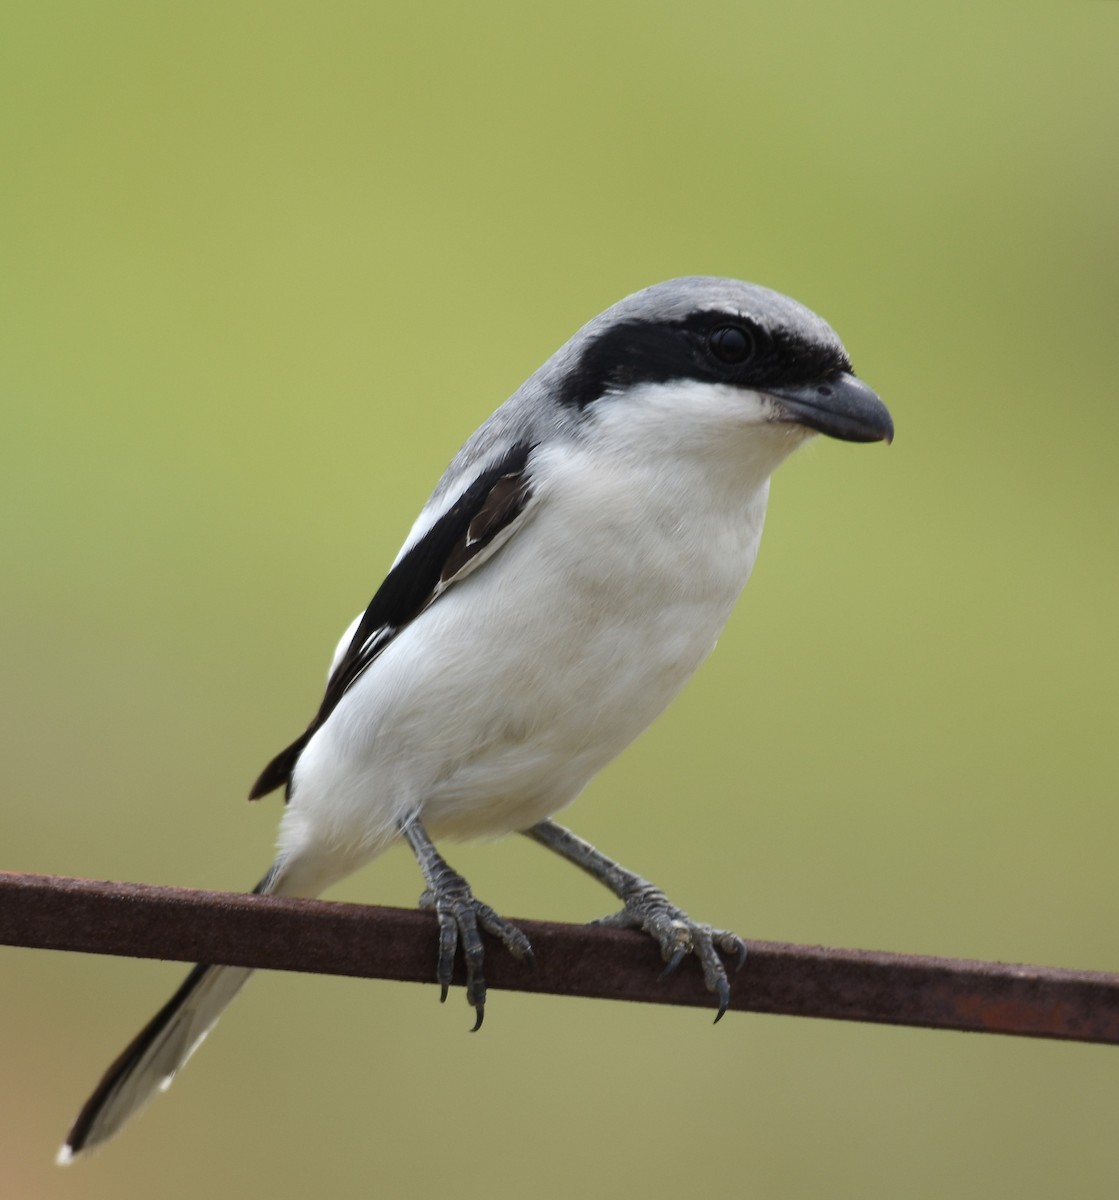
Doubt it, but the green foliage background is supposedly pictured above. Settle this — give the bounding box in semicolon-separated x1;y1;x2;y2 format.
2;5;1117;1197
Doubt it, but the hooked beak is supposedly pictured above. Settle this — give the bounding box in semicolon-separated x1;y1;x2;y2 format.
768;372;894;444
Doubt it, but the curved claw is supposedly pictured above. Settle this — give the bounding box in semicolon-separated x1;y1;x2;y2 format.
712;977;731;1024
712;929;748;972
658;945;688;980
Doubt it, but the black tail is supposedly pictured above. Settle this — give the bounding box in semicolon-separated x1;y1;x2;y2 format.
58;865;283;1163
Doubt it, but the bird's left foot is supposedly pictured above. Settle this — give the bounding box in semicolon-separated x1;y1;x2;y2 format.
594;887;747;1021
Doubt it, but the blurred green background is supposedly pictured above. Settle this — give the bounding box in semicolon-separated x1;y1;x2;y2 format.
2;4;1117;1198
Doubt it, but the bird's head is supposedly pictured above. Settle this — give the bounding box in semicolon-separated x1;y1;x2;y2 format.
547;276;893;475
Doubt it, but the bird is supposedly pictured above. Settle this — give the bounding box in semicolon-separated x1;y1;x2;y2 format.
58;275;893;1162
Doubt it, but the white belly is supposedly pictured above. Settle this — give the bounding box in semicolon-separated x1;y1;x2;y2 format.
278;431;776;882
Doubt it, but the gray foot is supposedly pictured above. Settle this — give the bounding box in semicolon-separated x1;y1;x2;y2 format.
524;820;747;1022
402;817;534;1029
594;886;747;1021
416;876;535;1031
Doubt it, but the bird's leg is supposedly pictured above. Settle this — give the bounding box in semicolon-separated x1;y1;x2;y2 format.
524;819;747;1021
400;818;534;1030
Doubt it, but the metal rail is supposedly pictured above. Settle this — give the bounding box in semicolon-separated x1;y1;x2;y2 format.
3;871;1117;1044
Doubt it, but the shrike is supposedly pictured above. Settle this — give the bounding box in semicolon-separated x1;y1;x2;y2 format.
60;276;893;1161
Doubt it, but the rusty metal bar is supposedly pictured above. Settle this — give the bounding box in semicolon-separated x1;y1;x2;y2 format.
2;870;1117;1045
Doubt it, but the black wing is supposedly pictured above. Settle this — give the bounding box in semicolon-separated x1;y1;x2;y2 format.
249;440;536;801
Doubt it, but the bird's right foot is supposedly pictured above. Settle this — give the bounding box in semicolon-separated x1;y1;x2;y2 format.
402;818;534;1030
417;876;535;1030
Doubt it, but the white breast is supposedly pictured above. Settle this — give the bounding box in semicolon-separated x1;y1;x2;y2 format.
278;379;811;880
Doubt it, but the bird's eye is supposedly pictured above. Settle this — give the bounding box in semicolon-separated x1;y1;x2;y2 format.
707;324;755;366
